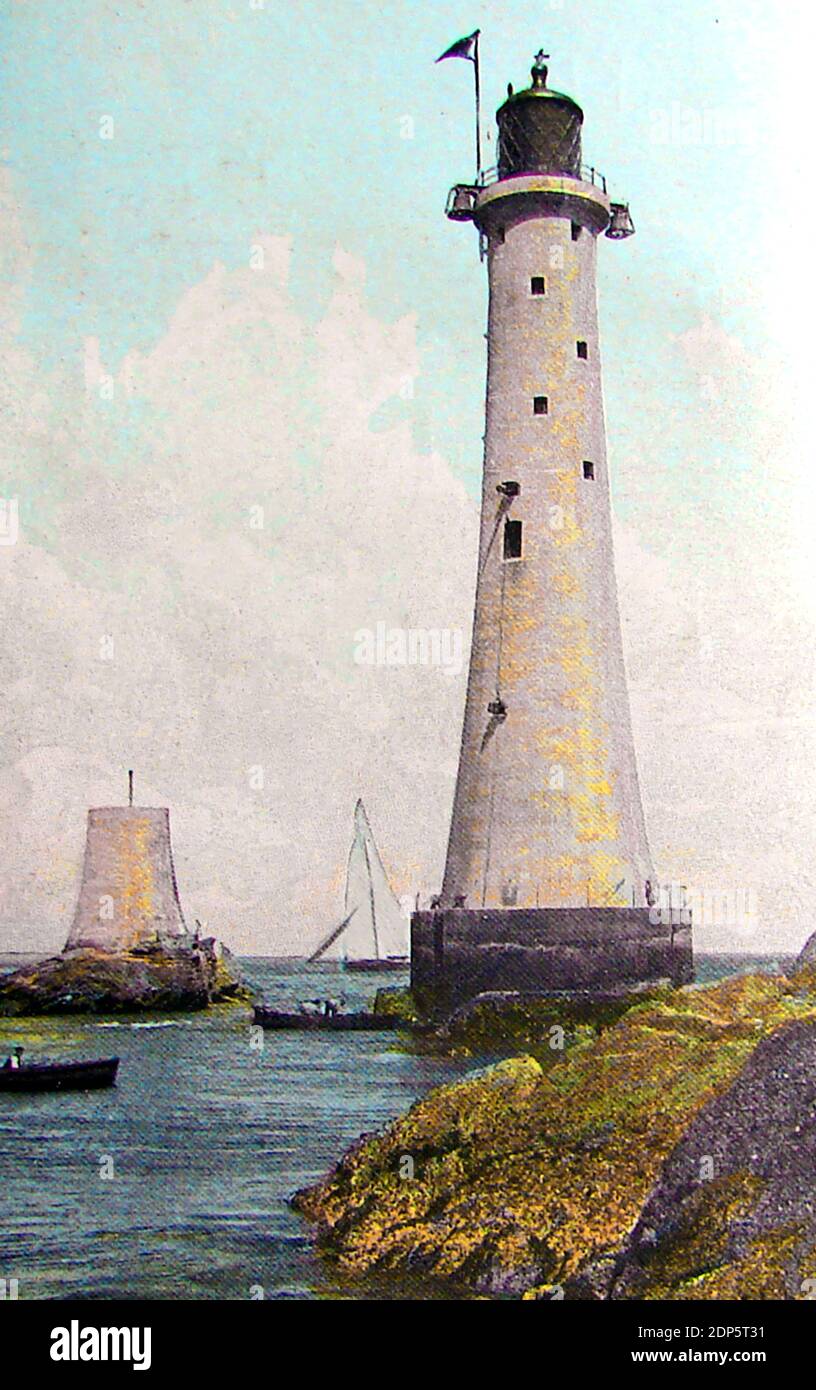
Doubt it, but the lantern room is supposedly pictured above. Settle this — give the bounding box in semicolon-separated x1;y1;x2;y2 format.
496;51;584;179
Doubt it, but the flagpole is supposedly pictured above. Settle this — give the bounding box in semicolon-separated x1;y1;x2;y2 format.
474;31;482;182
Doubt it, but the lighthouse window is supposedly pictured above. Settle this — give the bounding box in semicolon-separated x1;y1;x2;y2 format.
495;225;505;245
583;461;595;480
533;395;548;415
571;222;581;241
577;341;588;359
503;519;523;560
530;276;546;296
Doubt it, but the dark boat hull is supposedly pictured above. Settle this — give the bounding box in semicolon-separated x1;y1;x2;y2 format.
0;1057;119;1093
342;957;409;973
253;1007;402;1032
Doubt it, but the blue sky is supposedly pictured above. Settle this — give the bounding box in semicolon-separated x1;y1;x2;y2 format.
0;0;812;952
0;0;791;490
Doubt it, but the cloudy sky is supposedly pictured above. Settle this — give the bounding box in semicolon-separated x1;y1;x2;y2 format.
0;0;813;955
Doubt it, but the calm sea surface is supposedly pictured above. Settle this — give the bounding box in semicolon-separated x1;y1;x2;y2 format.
0;953;793;1300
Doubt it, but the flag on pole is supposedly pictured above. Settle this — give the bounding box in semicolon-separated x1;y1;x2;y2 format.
435;30;482;177
436;30;480;63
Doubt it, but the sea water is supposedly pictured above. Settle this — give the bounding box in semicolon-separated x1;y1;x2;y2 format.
0;953;793;1300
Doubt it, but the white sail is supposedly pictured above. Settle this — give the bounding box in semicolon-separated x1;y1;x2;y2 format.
323;800;409;961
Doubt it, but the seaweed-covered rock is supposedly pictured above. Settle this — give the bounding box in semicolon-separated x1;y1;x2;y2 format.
0;942;250;1015
435;983;673;1055
371;986;420;1024
579;1017;816;1300
294;973;816;1297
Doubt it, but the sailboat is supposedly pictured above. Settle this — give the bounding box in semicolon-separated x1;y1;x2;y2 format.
308;800;410;972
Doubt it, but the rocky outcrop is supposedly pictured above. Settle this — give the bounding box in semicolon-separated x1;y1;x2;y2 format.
371;986;421;1024
0;941;250;1015
432;982;672;1053
294;972;816;1298
575;1017;816;1300
369;983;672;1054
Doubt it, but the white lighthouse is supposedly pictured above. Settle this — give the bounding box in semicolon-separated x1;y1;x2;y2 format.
442;51;648;912
412;50;692;1009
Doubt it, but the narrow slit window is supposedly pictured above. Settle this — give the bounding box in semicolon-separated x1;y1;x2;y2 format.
530;276;546;296
576;340;588;359
583;460;595;480
504;518;523;560
533;395;548;415
495;225;505;245
571;222;581;241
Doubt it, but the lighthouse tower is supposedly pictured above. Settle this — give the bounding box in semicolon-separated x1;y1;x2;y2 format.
412;51;692;1009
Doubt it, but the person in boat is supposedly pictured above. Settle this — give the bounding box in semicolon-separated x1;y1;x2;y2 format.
323;997;341;1018
2;1046;24;1070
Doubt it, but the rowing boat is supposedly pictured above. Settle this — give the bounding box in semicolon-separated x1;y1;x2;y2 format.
252;1006;403;1032
0;1057;120;1092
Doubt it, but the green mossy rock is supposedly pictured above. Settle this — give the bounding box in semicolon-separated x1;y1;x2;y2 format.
0;944;251;1015
371;987;420;1023
295;972;816;1297
433;983;674;1057
588;1014;816;1300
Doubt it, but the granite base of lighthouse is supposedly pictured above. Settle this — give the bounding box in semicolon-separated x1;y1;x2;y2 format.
411;907;693;1016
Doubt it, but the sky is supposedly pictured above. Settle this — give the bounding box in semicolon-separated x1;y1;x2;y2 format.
0;0;814;955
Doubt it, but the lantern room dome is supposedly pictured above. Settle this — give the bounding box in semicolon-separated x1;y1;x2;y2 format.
496;54;584;180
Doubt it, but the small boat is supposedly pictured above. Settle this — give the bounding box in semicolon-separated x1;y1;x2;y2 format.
253;1005;403;1032
0;1057;119;1093
307;800;410;973
343;957;408;974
